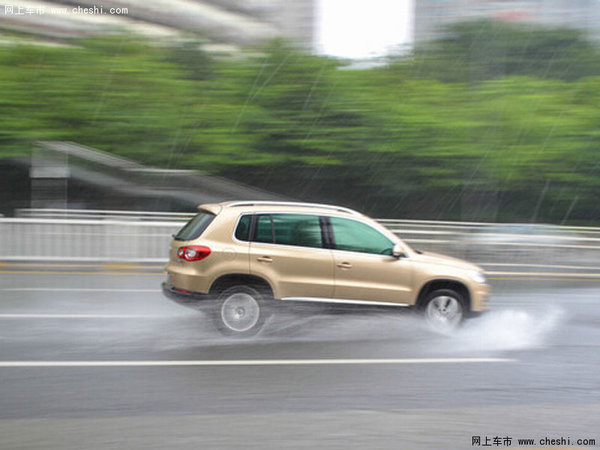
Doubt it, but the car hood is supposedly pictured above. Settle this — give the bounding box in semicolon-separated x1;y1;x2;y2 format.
410;251;481;272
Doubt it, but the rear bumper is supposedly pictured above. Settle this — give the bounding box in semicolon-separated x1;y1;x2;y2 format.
164;262;211;293
161;282;211;306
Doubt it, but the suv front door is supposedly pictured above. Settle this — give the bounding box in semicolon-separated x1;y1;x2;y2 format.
328;216;413;304
248;214;335;299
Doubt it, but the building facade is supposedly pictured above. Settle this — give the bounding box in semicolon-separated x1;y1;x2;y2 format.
415;0;600;44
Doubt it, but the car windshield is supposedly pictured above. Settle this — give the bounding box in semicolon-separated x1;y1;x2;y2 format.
174;212;215;241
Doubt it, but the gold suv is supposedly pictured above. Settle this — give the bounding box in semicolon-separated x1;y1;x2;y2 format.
163;201;489;336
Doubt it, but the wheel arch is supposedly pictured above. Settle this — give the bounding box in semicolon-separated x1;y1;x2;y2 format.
209;274;275;298
416;279;471;312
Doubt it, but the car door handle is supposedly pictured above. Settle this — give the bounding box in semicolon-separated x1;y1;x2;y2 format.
257;256;273;263
336;262;352;269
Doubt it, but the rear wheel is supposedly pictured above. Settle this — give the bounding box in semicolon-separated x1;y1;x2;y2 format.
211;285;270;337
422;289;465;332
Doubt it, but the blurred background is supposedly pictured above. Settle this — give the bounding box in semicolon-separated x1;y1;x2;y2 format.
1;3;600;450
2;0;600;265
1;0;599;223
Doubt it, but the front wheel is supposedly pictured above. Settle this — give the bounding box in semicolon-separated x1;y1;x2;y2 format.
422;289;465;332
211;285;270;337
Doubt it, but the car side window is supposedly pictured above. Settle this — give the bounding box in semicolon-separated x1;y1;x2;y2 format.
234;215;252;241
252;214;323;249
329;217;394;255
273;214;323;248
254;215;274;243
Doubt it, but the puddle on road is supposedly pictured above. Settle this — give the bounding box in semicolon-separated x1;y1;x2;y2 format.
6;301;564;358
144;304;565;355
260;312;427;342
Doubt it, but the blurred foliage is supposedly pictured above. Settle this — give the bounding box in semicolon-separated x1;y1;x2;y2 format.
403;19;600;82
0;23;599;223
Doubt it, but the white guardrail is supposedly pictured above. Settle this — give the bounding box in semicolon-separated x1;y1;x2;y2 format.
0;218;182;262
0;210;599;265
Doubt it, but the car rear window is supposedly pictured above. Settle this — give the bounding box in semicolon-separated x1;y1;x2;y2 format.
174;212;215;241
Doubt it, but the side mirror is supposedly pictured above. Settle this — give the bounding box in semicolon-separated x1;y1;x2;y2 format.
392;244;405;259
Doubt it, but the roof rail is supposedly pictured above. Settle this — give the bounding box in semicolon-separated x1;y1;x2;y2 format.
226;201;360;215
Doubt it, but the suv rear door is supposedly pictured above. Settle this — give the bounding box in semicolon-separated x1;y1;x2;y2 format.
247;213;335;299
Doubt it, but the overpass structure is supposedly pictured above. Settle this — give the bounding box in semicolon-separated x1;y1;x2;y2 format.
1;140;288;215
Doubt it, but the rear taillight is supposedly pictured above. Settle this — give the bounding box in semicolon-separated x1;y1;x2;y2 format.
177;245;211;261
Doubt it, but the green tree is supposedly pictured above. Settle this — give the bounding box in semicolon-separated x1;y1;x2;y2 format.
1;31;599;223
402;20;600;83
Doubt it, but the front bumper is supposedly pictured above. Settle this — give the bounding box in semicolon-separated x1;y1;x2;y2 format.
472;283;491;312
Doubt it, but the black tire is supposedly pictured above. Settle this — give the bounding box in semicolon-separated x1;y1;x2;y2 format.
421;288;466;331
210;285;271;337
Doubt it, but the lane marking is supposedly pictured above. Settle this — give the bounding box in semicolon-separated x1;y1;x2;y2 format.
0;271;162;276
0;288;161;292
4;261;599;272
0;314;166;319
2;270;600;282
486;271;600;278
482;262;600;270
102;263;146;270
490;277;600;282
0;263;163;269
0;358;515;368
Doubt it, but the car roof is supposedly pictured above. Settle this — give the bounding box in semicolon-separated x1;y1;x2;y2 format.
198;201;362;217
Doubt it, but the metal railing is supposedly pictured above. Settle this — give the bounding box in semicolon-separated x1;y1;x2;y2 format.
0;218;182;262
380;219;600;266
15;208;193;222
1;211;599;265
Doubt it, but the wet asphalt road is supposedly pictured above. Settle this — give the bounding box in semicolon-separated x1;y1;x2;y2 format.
0;267;599;449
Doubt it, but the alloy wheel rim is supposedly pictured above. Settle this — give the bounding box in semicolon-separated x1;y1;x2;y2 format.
221;293;260;332
425;295;463;329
